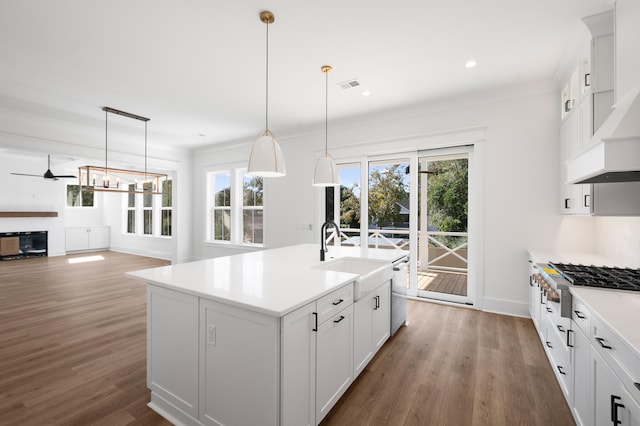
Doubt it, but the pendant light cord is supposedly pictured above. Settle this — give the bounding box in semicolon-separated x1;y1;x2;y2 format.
265;19;269;131
105;108;108;174
325;70;328;155
144;121;148;181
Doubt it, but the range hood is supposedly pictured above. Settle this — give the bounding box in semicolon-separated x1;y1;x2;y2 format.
566;85;640;184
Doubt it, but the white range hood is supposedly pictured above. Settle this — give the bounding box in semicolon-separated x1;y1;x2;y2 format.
566;85;640;184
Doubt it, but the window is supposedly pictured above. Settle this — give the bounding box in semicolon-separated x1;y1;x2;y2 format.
243;175;263;244
212;172;231;241
161;179;172;236
127;184;136;234
66;184;94;207
208;169;263;246
123;178;172;238
143;182;153;235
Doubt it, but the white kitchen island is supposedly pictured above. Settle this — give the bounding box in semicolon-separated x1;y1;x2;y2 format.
126;244;405;426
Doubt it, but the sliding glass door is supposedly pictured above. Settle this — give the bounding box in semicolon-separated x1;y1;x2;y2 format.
326;145;475;306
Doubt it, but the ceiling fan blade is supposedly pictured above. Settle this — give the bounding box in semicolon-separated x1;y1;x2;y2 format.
10;172;44;177
52;175;77;179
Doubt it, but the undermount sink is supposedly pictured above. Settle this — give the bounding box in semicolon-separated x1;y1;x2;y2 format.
313;257;392;300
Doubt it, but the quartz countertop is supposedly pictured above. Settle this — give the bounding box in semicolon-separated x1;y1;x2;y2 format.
126;244;406;317
569;287;640;357
528;250;636;268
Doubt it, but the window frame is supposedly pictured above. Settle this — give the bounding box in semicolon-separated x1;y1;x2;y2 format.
65;184;96;208
122;178;173;238
207;168;265;248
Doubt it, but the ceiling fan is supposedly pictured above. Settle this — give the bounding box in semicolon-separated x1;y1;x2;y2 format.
10;155;77;180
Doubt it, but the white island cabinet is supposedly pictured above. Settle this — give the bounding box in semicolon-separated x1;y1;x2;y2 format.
128;244;404;426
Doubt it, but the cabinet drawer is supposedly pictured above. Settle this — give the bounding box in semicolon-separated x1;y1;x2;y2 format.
572;297;591;337
316;285;354;325
591;315;640;404
545;321;572;399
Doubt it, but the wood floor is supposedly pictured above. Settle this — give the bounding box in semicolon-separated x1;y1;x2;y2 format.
418;270;468;296
0;251;171;426
321;302;575;426
1;251;574;425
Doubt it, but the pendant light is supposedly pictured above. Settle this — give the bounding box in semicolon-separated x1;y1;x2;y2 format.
247;11;286;177
312;65;339;186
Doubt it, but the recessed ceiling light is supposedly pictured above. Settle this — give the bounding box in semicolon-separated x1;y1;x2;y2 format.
465;60;477;68
362;90;371;96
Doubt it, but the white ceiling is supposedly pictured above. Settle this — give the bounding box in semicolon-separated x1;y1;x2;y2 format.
0;0;611;150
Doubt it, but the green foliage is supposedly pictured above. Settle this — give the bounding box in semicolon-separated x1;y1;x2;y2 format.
243;176;263;206
339;184;360;227
427;159;468;233
368;165;408;227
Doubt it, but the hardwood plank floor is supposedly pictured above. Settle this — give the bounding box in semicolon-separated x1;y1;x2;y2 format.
320;301;575;426
0;251;171;426
1;251;574;425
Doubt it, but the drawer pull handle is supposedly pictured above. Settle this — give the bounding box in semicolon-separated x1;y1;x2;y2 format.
546;307;552;313
596;337;612;350
635;382;640;392
546;341;553;349
557;325;565;333
567;329;574;348
557;365;566;375
333;315;345;324
611;395;624;425
574;310;585;319
332;298;344;306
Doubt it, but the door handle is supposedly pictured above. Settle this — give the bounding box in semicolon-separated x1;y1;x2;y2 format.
611;395;624;425
566;329;574;348
312;312;318;332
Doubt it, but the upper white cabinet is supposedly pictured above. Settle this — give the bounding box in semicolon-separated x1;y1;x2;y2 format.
615;0;640;100
65;226;110;252
559;11;614;215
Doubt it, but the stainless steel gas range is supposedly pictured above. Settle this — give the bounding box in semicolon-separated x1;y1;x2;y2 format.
531;261;640;318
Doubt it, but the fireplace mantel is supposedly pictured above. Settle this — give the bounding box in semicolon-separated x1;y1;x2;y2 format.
0;212;58;218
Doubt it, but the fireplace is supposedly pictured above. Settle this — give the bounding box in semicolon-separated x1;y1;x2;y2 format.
0;231;48;260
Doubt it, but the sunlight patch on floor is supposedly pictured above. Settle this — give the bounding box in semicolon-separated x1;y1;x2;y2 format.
68;255;105;264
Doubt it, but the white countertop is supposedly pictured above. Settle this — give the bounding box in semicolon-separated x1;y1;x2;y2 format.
126;244;406;317
570;287;640;357
528;250;635;268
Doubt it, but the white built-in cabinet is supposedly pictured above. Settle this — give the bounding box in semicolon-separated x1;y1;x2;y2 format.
199;299;279;426
354;280;391;377
282;283;354;425
148;279;379;426
65;226;110;252
559;11;613;215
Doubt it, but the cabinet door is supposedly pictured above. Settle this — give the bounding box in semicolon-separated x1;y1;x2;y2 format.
316;305;354;423
200;300;279;426
572;326;593;426
147;285;199;419
372;281;391;351
88;226;110;249
353;294;374;377
593;349;626;426
282;302;316;426
65;227;89;252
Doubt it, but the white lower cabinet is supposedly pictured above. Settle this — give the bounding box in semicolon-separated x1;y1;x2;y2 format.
354;281;390;377
592;349;640;426
199;299;279;426
65;226;110;252
147;285;199;420
282;285;355;426
572;325;592;426
315;305;354;422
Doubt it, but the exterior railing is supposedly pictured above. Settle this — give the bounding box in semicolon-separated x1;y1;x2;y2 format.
326;227;468;274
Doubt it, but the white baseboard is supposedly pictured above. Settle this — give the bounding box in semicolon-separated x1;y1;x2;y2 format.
109;246;172;262
482;296;530;318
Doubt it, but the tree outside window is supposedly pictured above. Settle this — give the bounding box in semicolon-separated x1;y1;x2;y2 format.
66;184;94;207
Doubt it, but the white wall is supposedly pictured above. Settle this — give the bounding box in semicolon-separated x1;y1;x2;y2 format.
594;217;640;267
0;110;192;263
191;80;600;316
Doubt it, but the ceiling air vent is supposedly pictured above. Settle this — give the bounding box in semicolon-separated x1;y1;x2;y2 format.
337;79;360;90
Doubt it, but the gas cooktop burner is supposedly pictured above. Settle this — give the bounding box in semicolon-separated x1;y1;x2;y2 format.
549;262;640;292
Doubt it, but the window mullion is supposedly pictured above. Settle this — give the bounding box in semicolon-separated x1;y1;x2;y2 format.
232;170;243;244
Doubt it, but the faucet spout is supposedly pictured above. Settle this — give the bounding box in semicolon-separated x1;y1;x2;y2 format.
320;221;339;261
